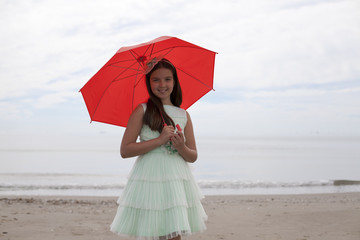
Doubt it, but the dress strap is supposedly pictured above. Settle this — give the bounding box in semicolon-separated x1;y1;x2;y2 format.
141;103;147;112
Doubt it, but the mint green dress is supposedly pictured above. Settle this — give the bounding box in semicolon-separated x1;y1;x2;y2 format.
110;104;207;240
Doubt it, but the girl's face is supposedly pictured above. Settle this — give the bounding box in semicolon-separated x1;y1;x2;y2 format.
149;68;174;105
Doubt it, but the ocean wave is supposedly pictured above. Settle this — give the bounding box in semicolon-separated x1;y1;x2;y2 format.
1;179;359;192
333;180;360;186
196;180;342;189
0;184;126;191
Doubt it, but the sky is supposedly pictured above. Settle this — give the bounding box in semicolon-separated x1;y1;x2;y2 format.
1;0;360;147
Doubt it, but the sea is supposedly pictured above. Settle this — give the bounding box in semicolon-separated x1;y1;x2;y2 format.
1;135;359;196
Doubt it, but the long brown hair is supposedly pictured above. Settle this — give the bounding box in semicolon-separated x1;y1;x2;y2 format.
143;58;182;132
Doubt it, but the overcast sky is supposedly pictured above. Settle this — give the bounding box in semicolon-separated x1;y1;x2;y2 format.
1;0;359;144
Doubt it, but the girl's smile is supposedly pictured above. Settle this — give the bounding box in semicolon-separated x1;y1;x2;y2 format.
149;68;174;104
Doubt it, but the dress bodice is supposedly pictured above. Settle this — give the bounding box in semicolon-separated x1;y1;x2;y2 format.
139;104;187;142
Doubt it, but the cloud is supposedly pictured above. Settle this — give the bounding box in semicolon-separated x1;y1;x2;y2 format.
33;91;77;109
189;78;360;136
0;101;26;120
214;0;360;88
0;0;359;136
2;0;359;95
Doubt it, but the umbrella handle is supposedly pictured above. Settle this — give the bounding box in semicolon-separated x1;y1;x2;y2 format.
160;111;183;132
160;111;167;127
160;111;181;131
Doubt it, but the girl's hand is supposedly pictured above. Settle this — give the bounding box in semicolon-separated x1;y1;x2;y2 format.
158;125;175;145
170;131;185;150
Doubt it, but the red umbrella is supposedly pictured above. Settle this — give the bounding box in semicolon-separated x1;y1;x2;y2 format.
80;36;216;127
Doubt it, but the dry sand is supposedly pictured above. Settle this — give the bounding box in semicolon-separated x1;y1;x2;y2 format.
1;192;359;240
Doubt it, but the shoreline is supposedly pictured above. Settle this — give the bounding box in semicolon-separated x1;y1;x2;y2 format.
1;192;359;240
1;190;360;200
1;176;360;197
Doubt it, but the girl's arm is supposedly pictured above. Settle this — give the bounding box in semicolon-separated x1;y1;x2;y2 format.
120;105;175;158
171;111;198;163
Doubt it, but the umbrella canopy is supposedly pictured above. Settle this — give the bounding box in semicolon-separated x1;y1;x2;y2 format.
80;36;216;127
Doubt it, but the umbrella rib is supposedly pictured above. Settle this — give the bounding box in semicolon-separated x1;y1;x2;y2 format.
92;50;147;121
106;58;134;67
132;47;174;89
112;73;140;82
90;78;116;122
90;61;139;121
129;49;140;59
132;46;174;89
131;61;143;111
143;44;152;57
149;43;155;58
111;65;139;71
132;44;170;89
158;47;174;60
112;61;139;81
129;49;146;69
129;47;150;88
128;50;145;82
127;49;145;112
129;43;152;63
177;67;215;91
128;45;159;110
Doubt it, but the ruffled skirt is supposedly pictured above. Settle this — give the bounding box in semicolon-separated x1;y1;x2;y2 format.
110;149;207;239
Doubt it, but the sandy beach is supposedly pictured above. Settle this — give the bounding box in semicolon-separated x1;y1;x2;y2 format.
1;192;359;240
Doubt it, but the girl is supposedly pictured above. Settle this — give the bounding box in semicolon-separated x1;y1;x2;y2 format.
110;58;207;240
